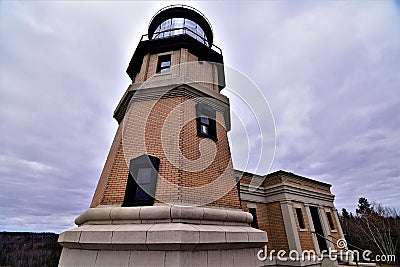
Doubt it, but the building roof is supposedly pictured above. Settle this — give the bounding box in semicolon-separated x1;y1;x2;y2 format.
267;170;332;187
234;169;332;188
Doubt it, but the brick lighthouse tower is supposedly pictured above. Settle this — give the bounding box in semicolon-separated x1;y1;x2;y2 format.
58;5;267;266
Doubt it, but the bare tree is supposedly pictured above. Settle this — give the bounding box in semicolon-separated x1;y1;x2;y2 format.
356;202;399;262
340;198;399;265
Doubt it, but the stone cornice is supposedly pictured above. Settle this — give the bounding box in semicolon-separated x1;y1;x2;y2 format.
264;183;334;201
75;205;252;226
113;78;231;130
240;182;335;205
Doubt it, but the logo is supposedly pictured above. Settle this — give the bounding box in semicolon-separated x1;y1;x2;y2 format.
257;238;396;263
336;238;347;249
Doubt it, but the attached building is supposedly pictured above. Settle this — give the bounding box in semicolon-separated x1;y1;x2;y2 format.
237;170;345;265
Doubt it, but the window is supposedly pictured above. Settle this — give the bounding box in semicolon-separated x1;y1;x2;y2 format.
172;18;184;36
122;154;160;207
185;19;197;39
156;54;171;74
249;208;258;229
295;207;306;229
134;167;152;202
196;103;217;141
153;18;208;45
326;211;336;230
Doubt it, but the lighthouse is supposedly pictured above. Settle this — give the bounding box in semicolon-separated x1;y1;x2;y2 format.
58;5;267;266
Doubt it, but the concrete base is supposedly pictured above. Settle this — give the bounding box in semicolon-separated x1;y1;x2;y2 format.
59;247;263;266
58;206;267;266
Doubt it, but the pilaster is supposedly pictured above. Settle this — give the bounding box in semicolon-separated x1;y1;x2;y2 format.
280;200;302;253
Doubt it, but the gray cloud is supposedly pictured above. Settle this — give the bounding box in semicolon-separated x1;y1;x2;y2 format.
205;1;399;213
0;1;399;232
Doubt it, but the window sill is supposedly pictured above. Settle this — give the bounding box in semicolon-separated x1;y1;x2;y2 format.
198;132;218;142
154;72;171;76
299;228;308;232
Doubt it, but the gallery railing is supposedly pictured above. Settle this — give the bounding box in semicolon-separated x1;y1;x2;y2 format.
140;27;223;55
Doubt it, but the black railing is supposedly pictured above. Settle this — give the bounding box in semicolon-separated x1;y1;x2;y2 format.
328;233;373;257
311;231;384;267
311;231;360;267
140;27;223;55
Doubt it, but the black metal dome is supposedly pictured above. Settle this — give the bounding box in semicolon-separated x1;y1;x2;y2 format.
148;5;214;47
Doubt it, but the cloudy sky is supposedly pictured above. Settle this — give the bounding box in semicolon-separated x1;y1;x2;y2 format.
1;1;399;233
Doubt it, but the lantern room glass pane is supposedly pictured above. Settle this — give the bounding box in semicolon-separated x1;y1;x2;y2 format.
153;17;208;44
172;18;184;28
185;19;196;31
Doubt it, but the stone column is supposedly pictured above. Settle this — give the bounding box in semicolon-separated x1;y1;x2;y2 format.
280;201;302;253
333;208;345;241
318;206;334;250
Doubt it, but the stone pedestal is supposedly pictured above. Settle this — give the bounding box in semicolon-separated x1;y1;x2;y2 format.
58;205;267;266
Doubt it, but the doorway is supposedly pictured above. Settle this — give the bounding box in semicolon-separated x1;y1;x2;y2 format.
309;206;328;252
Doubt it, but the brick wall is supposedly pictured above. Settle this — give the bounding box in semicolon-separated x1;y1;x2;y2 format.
324;208;343;251
134;49;220;92
242;201;289;253
262;202;289;252
91;95;239;208
263;176;283;187
285;180;331;194
292;203;315;251
90;124;123;207
100;139;129;205
90;46;239;208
